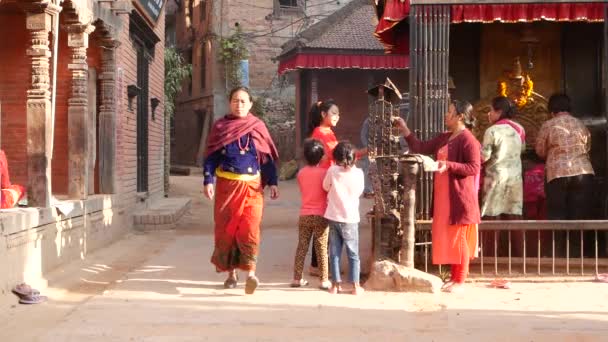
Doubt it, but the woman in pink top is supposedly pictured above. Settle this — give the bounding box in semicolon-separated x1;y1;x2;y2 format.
291;139;331;289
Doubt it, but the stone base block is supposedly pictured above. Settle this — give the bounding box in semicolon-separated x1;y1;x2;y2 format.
365;260;443;293
133;197;191;231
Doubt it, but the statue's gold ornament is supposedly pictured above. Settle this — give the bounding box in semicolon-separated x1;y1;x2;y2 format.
472;57;549;150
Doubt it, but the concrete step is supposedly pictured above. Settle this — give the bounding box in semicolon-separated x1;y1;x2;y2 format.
133;197;191;231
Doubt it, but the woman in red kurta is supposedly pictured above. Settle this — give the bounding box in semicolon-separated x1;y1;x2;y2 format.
308;100;340;169
394;100;481;293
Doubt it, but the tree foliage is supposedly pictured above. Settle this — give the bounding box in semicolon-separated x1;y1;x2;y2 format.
218;26;249;88
164;47;192;117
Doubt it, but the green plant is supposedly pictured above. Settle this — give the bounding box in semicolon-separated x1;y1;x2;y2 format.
163;48;192;195
164;48;193;117
218;26;249;88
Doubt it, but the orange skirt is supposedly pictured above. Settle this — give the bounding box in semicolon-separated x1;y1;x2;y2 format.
210;176;264;272
432;146;478;265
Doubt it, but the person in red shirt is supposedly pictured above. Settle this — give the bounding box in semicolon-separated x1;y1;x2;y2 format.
308;100;340;169
306;100;367;276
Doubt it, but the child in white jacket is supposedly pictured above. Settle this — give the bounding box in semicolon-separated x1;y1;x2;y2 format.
323;141;365;295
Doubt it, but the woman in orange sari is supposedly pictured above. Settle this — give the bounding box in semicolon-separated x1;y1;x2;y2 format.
394;100;480;293
202;87;279;294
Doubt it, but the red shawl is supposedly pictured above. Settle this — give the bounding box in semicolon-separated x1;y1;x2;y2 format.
205;113;279;163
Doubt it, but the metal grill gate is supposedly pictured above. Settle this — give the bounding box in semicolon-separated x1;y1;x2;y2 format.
409;4;451;220
136;45;149;193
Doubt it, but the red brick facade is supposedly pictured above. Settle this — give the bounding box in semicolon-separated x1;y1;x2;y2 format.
170;0;355;165
0;0;165;205
0;12;29;186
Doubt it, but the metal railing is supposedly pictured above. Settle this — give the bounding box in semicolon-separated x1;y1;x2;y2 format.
415;220;608;277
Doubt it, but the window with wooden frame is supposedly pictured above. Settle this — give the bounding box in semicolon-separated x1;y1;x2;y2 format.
279;0;299;8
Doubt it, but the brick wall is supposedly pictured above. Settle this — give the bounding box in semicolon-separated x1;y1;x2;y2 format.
172;96;213;165
115;11;165;204
224;0;354;93
0;13;29;186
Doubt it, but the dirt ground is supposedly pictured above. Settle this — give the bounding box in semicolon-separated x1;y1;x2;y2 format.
1;173;608;341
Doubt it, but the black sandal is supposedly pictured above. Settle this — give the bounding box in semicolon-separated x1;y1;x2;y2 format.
223;272;238;289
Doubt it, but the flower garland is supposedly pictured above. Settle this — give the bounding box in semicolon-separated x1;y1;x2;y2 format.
497;75;534;107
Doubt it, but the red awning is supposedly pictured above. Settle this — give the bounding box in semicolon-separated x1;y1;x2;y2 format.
452;3;605;23
277;53;409;75
374;1;605;54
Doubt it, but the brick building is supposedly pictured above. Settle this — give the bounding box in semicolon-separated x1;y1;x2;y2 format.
0;0;165;296
170;0;355;165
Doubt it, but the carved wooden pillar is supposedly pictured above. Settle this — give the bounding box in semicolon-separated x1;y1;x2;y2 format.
98;39;119;194
25;4;60;207
67;24;95;199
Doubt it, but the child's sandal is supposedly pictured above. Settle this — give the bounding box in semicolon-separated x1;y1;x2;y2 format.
290;279;309;288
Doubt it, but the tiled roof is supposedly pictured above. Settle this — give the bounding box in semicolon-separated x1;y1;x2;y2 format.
280;0;384;55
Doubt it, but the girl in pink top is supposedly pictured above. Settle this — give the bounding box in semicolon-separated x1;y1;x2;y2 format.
323;141;365;295
291;139;331;289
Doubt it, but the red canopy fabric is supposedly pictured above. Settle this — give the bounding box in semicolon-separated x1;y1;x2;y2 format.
277;53;409;74
375;0;411;54
452;3;605;23
374;0;605;54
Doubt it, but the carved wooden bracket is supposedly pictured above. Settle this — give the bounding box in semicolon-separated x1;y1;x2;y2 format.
150;97;160;121
127;84;141;111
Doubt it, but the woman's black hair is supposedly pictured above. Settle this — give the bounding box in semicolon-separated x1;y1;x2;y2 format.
451;99;476;129
228;86;253;102
302;139;325;166
491;96;516;120
332;141;356;168
548;93;571;114
307;99;338;136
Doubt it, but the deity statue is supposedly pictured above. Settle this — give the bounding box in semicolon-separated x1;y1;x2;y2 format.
472;57;550;150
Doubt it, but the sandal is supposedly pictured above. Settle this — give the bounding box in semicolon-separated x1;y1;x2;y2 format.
319;280;332;290
290;279;309;288
18;293;47;305
352;285;365;295
596;274;608;283
443;283;465;293
441;280;454;290
490;278;511;289
12;283;40;298
245;275;259;294
328;284;342;294
223;273;238;289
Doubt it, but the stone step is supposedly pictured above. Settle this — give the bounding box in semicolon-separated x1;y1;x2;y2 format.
133;197;191;231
